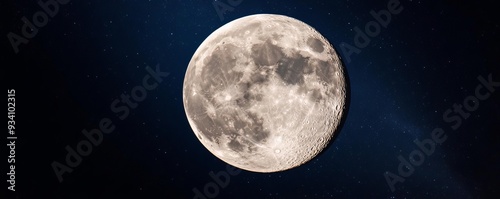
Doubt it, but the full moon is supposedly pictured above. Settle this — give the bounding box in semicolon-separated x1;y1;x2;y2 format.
183;14;348;172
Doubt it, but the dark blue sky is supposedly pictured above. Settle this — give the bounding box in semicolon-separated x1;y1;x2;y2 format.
3;0;499;198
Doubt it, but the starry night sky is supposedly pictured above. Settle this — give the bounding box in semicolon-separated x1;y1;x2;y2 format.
3;0;499;198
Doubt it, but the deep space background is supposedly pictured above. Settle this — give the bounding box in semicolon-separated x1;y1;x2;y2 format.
3;0;499;198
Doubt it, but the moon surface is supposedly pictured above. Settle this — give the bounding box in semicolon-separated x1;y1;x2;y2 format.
183;14;347;172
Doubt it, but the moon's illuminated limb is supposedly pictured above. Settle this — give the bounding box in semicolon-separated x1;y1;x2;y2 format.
183;14;347;173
